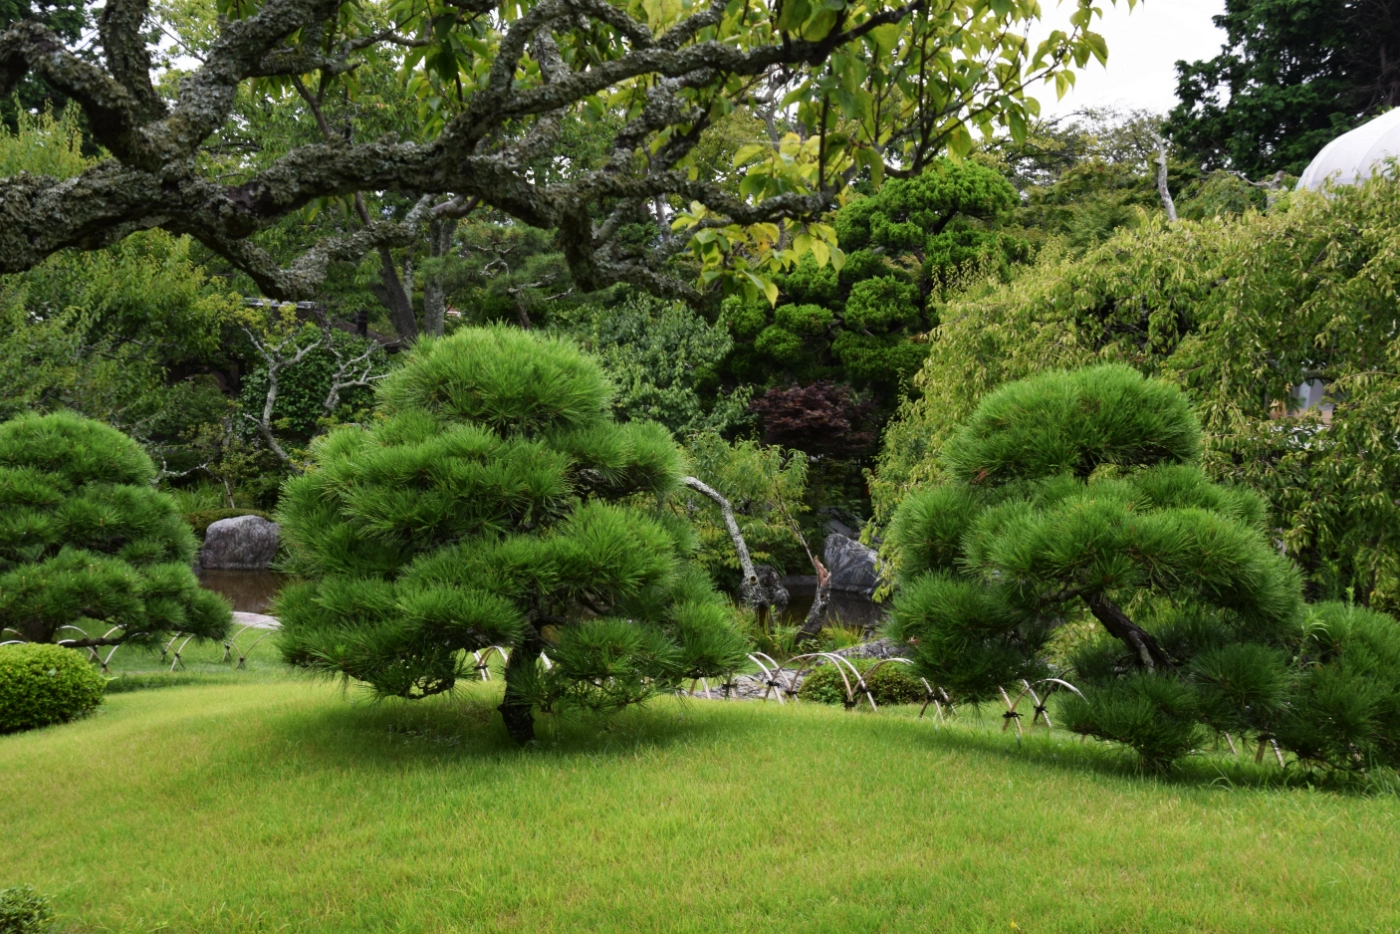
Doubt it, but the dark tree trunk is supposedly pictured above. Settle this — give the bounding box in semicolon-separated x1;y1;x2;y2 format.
373;247;419;343
421;217;458;338
1084;593;1172;671
498;631;543;744
794;558;831;647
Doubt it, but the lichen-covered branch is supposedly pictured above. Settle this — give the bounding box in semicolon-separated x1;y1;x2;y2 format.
0;0;1077;303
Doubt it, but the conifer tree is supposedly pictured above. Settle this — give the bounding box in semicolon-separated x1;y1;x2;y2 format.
276;326;749;743
0;412;231;650
887;366;1311;768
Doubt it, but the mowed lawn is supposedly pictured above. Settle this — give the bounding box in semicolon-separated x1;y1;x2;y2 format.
4;671;1399;934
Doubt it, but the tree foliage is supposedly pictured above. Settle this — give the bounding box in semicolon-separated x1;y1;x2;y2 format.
551;294;751;436
276;326;749;743
875;175;1400;611
1166;0;1400;176
887;366;1400;771
721;158;1025;403
749;381;875;457
671;428;811;588
0;0;1124;304
0;412;231;650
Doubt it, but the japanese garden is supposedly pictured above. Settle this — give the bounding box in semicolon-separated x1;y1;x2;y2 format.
1;0;1399;930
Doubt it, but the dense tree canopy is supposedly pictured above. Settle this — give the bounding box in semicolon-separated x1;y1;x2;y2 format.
0;0;1119;304
1166;0;1400;176
875;174;1400;613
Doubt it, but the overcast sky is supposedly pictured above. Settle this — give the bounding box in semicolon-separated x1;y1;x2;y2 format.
1030;0;1229;119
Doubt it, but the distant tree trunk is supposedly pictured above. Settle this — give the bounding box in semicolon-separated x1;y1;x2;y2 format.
1153;133;1179;223
422;217;458;338
794;557;831;646
681;476;764;609
374;247;419;342
499;630;542;744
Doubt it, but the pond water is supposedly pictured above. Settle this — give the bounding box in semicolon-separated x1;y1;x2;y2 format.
194;570;886;629
197;569;288;613
778;578;886;632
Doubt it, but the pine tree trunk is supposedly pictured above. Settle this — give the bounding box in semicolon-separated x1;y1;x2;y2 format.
1084;593;1172;670
498;632;542;744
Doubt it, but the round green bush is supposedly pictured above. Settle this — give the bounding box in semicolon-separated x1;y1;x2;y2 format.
0;643;105;733
798;657;927;706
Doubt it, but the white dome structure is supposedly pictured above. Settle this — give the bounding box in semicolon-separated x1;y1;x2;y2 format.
1297;108;1400;190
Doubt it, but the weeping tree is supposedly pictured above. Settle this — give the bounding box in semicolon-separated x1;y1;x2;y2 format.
887;365;1322;769
0;412;231;653
276;326;749;743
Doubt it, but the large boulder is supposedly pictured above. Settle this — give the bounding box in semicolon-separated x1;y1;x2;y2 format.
201;515;280;571
823;532;879;596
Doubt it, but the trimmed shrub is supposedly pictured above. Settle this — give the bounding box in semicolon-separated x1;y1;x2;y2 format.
887;366;1313;770
798;657;926;706
0;643;105;733
0;886;52;934
277;326;750;744
0;412;231;650
1274;602;1400;770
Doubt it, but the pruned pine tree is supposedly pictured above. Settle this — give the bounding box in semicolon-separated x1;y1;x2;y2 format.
0;413;231;651
276;326;749;743
887;365;1314;769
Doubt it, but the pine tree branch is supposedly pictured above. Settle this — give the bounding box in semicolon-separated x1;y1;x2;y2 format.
1084;592;1172;671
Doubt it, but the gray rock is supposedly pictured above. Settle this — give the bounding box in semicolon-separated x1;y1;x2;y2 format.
201;515;280;571
231;611;280;631
823;532;879;596
834;638;906;660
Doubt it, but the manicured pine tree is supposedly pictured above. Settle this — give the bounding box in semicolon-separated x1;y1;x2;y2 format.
887;365;1314;768
0;412;231;651
276;326;749;743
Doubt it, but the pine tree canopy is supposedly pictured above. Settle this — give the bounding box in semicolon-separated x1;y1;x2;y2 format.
887;365;1400;770
0;412;231;649
276;326;749;743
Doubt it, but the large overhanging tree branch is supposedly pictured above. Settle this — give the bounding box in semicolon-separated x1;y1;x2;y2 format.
0;0;1118;301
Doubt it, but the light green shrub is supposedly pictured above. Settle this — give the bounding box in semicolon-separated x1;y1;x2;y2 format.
0;643;105;733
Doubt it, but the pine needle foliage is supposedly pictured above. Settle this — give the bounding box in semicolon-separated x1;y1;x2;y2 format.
885;365;1400;771
276;326;749;743
0;413;230;649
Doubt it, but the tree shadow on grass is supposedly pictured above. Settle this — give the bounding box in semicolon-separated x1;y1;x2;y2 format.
878;706;1387;797
253;680;772;772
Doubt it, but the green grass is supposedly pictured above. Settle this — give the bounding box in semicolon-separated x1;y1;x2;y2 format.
3;679;1399;934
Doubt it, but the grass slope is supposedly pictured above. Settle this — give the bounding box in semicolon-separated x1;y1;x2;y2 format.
3;679;1399;934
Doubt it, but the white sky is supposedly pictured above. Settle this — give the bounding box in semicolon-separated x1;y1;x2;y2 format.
1031;0;1229;118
